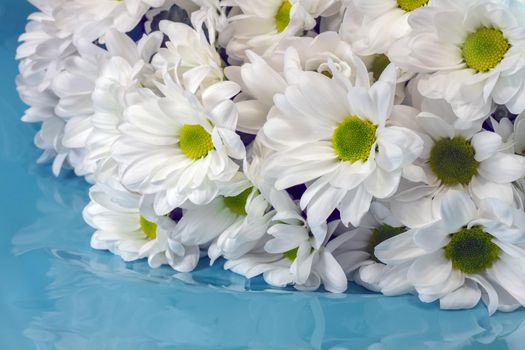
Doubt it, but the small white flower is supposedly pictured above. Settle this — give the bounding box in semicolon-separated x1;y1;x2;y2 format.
220;0;342;61
224;191;348;293
152;20;224;94
54;30;162;179
56;0;166;42
376;190;525;314
340;0;429;56
83;180;200;272
389;0;525;121
113;77;245;215
262;62;423;236
86;31;163;181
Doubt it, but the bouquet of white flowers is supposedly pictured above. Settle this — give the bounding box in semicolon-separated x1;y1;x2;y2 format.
16;0;525;314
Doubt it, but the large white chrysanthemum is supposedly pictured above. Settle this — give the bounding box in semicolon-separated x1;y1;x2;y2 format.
389;0;525;121
262;62;423;236
113;77;245;215
83;180;200;272
226;33;410;134
340;0;429;56
391;94;525;227
220;0;342;61
224;191;348;293
330;201;413;295
376;190;525;314
152;21;224;95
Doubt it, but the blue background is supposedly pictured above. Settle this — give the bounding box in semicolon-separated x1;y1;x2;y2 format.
1;1;525;349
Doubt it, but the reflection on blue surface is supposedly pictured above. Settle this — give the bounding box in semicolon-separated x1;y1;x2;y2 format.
2;1;525;349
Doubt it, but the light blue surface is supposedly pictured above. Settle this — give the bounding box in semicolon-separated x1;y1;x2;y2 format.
1;1;525;349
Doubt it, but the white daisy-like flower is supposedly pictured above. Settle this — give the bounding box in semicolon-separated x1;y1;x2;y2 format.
389;0;525;121
391;95;525;227
152;20;224;95
55;0;166;42
113;77;245;215
174;173;273;262
83;180;200;272
262;62;423;235
224;192;348;293
206;143;278;262
270;32;413;103
330;201;413;295
86;31;163;181
16;3;77;176
340;0;430;56
53;30;163;178
376;190;525;314
227;33;410;134
145;0;227;43
220;0;342;62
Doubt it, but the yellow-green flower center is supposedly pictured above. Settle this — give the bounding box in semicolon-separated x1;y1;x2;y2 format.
371;54;391;81
428;136;479;186
283;247;298;261
462;27;510;73
368;224;406;263
275;1;292;33
179;124;214;160
397;0;429;11
140;216;157;240
332;116;377;163
444;226;500;274
224;188;252;216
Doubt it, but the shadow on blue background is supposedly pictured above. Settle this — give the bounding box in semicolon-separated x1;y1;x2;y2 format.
1;1;525;349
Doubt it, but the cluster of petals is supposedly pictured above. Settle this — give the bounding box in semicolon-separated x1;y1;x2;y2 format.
17;0;525;314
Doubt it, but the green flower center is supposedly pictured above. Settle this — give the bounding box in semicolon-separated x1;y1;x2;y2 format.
371;54;391;81
428;136;479;186
283;247;298;261
444;225;500;274
368;224;406;263
397;0;429;11
179;124;214;160
332;116;377;163
140;216;157;240
275;1;291;33
224;188;252;216
462;27;510;73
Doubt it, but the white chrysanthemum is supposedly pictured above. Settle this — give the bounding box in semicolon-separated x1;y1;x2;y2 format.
226;33;410;134
85;32;163;181
16;4;77;176
224;192;348;293
206;143;279;262
391;96;525;227
55;0;166;42
52;31;162;178
113;77;245;215
83;181;200;272
262;63;423;236
340;0;429;56
152;21;224;94
376;190;525;314
220;0;342;61
330;202;413;295
389;0;525;121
